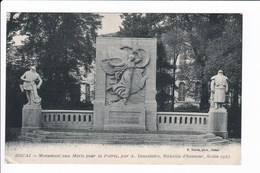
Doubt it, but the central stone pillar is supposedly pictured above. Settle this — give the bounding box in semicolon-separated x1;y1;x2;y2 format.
94;37;157;131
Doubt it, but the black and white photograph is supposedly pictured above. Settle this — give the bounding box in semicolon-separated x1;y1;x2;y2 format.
1;0;260;172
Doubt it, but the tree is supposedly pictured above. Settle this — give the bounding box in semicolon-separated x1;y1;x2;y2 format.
204;14;242;137
204;15;242;107
119;13;165;38
172;14;232;111
119;13;242;111
7;13;20;46
119;13;174;111
161;27;190;111
16;13;102;108
5;13;102;131
6;13;36;129
156;42;173;111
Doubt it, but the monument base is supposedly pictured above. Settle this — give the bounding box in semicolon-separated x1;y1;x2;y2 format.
103;106;146;131
145;101;157;131
21;105;42;134
93;100;105;130
208;108;228;139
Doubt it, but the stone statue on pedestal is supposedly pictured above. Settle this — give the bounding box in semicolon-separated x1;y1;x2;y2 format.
210;70;228;109
20;66;42;106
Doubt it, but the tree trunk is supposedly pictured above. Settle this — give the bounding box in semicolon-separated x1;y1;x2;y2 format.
199;81;209;111
233;84;239;108
160;91;165;111
157;52;166;111
171;69;176;112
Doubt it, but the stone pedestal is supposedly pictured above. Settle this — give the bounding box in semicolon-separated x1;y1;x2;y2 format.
94;37;157;131
208;108;228;139
21;105;42;134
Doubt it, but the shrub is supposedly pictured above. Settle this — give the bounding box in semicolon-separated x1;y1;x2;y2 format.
174;102;200;112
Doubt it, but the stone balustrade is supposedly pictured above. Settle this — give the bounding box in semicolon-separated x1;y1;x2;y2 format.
40;110;209;133
157;112;209;132
41;110;93;130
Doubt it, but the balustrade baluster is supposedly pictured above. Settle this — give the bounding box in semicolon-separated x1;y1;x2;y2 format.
174;117;177;124
158;116;161;123
204;118;207;125
48;114;51;122
88;115;92;122
78;115;81;122
44;114;47;122
68;114;71;122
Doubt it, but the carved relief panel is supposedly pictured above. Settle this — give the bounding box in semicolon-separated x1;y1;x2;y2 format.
101;46;150;106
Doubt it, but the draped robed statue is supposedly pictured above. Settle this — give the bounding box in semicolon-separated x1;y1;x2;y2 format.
210;70;228;109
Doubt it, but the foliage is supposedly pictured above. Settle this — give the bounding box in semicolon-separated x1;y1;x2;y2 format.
119;13;165;37
7;13;101;109
119;13;242;136
6;13;242;136
227;106;241;138
161;27;191;111
6;13;101;128
7;13;21;46
204;15;242;85
156;42;174;111
119;13;242;110
174;102;200;112
119;13;174;111
203;14;242;108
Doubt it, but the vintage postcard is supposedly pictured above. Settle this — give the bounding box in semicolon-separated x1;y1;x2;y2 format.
1;0;259;173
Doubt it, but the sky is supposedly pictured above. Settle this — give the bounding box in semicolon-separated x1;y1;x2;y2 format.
97;13;122;35
13;13;123;45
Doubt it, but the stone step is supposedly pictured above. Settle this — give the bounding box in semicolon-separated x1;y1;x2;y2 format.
206;136;223;142
35;129;205;135
44;136;201;143
21;134;184;144
43;133;210;140
19;135;42;142
39;138;209;146
24;134;206;143
210;139;229;145
34;130;215;139
26;133;47;138
20;130;227;145
20;133;212;141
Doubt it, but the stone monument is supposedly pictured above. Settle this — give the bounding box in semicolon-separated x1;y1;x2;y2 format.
208;70;228;139
94;37;157;131
20;66;43;134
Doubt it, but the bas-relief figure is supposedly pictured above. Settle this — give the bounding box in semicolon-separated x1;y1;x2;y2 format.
20;66;42;106
101;46;150;105
210;70;228;109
